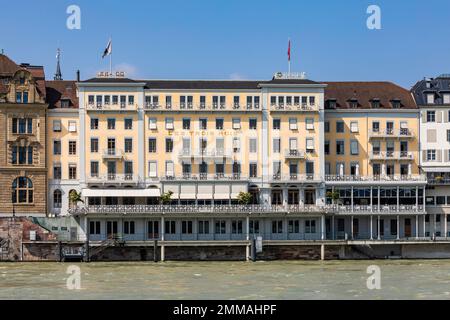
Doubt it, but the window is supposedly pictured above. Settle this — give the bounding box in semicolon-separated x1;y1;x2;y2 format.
88;95;95;105
249;220;260;234
182;118;191;130
350;140;359;155
249;119;257;130
324;121;330;133
112;95;118;105
232;118;241;130
306;118;314;130
149;118;157;130
199;118;207;130
124;118;133;130
165;138;173;153
53;120;62;132
69;141;77;155
165;96;172;108
336;140;345;155
165;221;176;234
372;122;380;133
11;146;33;165
232;220;243;234
336;121;344;133
305;220;316;233
427;111;436;122
53;165;61;179
233;137;241;152
148;138;157;153
392;100;401;109
309;96;316;105
166;161;174;177
447;130;450;142
350;122;359;133
12;118;32;134
325;141;330;155
89;221;101;235
272;221;283;234
90;138;98;153
198;221;210;234
371;100;380;108
149;161;157;178
120;96;126;108
249;163;257;178
124;221;135;235
349;100;358;109
427;150;436;161
53;140;61;155
306;138;314;152
215;220;226;234
216;118;224;130
444;94;450;105
273;119;281;130
107;118;116;130
12;177;33;204
199;96;206;109
427;94;435;104
288;220;300;234
165;118;174;130
90;161;99;177
90;118;98;130
53;190;62;209
128;95;134;105
69;165;77;180
125;138;133;153
273;138;281;153
67;121;76;132
249;138;257;153
289;118;298;130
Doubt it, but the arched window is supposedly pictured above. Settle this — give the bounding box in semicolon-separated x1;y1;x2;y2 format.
12;177;33;204
53;190;62;209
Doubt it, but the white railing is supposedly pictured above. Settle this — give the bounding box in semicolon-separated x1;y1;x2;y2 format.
87;174;141;183
284;149;306;159
102;149;124;158
161;173;248;181
144;104;261;112
325;175;427;183
178;149;233;158
329;205;424;214
369;129;413;138
271;174;322;182
86;103;136;111
270;103;317;111
369;151;414;161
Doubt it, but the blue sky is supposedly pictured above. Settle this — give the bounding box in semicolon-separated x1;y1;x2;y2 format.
1;0;450;87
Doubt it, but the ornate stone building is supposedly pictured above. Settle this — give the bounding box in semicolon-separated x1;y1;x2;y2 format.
0;54;47;217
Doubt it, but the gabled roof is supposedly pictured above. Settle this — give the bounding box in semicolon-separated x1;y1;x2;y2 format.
46;80;78;109
0;54;19;76
323;81;417;109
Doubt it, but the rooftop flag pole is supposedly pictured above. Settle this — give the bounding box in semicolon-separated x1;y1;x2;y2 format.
287;38;291;76
102;37;112;75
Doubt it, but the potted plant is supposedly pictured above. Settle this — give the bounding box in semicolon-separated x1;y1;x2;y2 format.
237;192;252;205
69;190;84;209
326;190;340;205
160;191;173;205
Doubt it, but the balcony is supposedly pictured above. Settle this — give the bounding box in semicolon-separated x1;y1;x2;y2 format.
270;103;318;112
369;129;413;139
102;149;124;160
161;173;248;182
284;149;306;160
144;103;261;112
87;174;141;185
69;204;328;216
329;205;424;215
271;174;322;183
86;103;136;111
325;175;427;185
369;151;414;161
178;149;233;161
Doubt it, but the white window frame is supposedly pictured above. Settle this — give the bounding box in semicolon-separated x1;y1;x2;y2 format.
148;161;158;178
306;118;314;130
350;121;359;133
289;118;298;130
149;118;157;130
68;121;77;133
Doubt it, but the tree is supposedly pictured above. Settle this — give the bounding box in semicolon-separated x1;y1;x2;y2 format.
326;191;340;205
237;192;252;205
160;191;173;205
69;190;84;208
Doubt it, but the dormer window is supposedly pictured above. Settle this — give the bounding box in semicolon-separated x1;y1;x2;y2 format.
327;99;337;109
371;99;380;108
61;99;70;108
391;100;401;109
19;77;25;85
348;99;358;109
427;93;435;104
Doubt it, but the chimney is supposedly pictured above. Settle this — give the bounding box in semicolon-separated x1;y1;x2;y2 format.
76;70;80;82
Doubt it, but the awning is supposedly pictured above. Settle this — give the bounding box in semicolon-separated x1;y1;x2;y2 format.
231;184;247;198
423;167;450;173
214;184;230;200
82;188;160;197
180;184;196;199
197;184;213;199
163;185;179;199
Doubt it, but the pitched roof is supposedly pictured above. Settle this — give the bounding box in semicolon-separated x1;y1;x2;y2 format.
411;75;450;105
0;54;19;76
45;80;78;109
323;81;417;109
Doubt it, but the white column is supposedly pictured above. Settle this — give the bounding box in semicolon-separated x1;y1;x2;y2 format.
282;188;288;207
397;215;400;240
160;216;165;262
370;215;373;240
321;215;326;240
377;215;381;240
415;214;419;239
445;214;448;238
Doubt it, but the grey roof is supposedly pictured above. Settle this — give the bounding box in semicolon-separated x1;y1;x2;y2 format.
411;75;450;105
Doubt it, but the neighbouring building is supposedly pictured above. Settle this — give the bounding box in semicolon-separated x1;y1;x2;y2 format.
412;75;450;238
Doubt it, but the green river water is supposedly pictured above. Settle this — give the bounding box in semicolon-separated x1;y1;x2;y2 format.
0;260;450;300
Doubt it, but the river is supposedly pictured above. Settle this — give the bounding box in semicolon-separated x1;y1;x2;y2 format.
1;260;450;299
